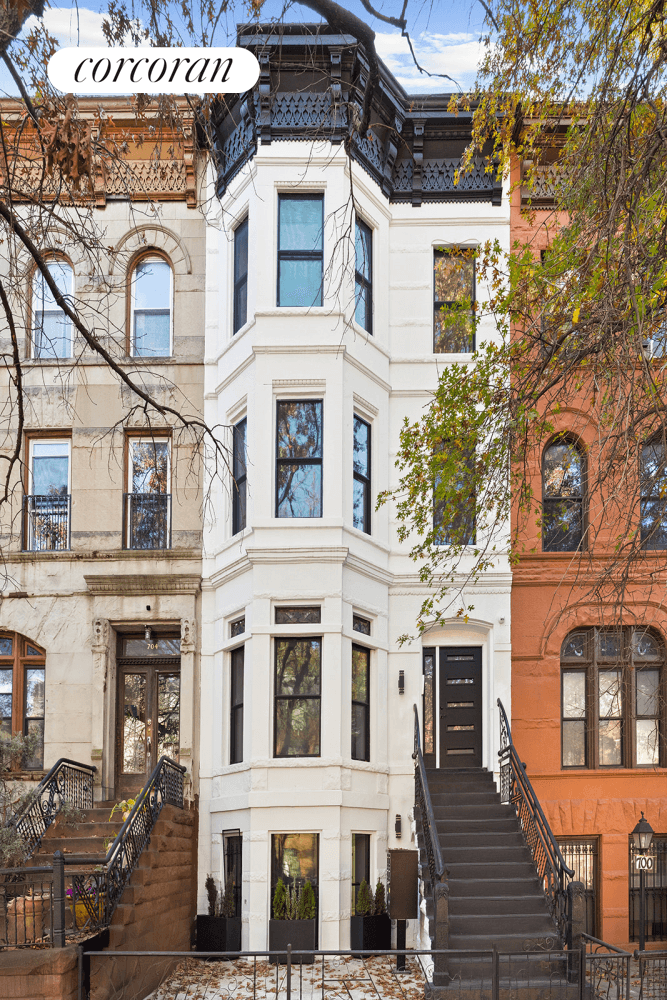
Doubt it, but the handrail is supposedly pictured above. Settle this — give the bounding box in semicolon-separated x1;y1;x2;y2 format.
66;755;186;927
497;699;573;942
412;705;445;886
6;758;96;859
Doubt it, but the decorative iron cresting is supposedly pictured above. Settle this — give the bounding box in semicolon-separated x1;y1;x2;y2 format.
7;758;96;859
497;699;574;943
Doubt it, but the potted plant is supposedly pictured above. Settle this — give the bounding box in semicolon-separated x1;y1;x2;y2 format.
350;879;391;954
196;874;241;956
268;877;317;963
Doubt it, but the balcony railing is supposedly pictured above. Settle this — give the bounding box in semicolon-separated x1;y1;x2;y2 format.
23;495;70;551
123;492;171;550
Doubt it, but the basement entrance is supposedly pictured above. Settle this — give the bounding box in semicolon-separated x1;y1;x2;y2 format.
116;634;181;798
438;646;483;768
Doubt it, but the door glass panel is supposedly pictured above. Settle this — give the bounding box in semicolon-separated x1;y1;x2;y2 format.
423;651;434;755
157;674;180;762
123;674;147;773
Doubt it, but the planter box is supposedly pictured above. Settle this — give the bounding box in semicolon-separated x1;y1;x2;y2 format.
268;918;316;963
350;914;391;955
196;915;242;956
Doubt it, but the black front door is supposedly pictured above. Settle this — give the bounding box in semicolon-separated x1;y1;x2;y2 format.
439;647;483;767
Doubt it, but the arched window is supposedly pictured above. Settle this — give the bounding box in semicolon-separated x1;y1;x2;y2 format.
0;632;45;769
561;627;664;769
640;440;667;549
542;438;584;551
130;254;172;357
32;259;73;359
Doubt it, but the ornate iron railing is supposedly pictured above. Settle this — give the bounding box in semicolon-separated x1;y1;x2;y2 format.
23;494;71;551
6;758;96;860
633;948;667;1000
413;704;445;889
497;699;574;943
123;492;171;549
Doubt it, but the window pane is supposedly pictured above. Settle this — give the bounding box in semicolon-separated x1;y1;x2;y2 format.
279;197;322;251
0;638;12;656
230;618;245;638
434;253;473;302
122;673;147;773
352;833;370;914
353;479;367;531
641;499;667;549
235;219;248;283
562;632;586;659
32;442;69;496
131;441;169;494
599;670;622;717
33;262;72;359
640;442;667;492
598;633;621;658
563;672;586;718
351;702;368;761
133;311;170;357
272;833;319;887
275;699;320;756
636;719;660;765
355;279;369;331
24;719;44;768
233;420;247;480
434;308;474;353
275;639;321;696
637;670;660;716
278;259;322;307
562;720;586;766
0;668;12;739
634;632;661;659
133;259;171;310
277;402;322;459
277;464;322;517
543;498;582;551
275;608;321;624
598;719;622;765
543;443;582;497
355;221;371;281
157;673;180;761
352;647;369;703
25;668;44;718
353;418;369;478
353;616;371;635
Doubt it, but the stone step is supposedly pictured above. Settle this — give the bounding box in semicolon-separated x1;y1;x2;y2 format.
433;804;515;820
436;818;519;834
439;832;525;849
445;861;538;880
443;845;533;863
448;932;560;952
450;913;557;936
431;792;503;806
448;878;543;898
453;896;552;916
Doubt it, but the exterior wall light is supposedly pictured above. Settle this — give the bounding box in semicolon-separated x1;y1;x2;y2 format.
398;670;405;694
395;814;402;838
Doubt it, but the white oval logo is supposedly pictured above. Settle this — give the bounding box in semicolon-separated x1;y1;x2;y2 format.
48;46;260;94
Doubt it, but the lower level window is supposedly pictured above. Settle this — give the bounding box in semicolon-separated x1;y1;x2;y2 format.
630;836;667;942
351;833;370;915
557;838;598;937
271;833;319;922
274;638;321;757
0;632;45;768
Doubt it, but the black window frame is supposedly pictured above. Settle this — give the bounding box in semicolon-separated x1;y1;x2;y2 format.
230;645;244;764
351;832;371;915
274;637;322;758
542;436;585;552
354;217;372;334
275;399;323;519
433;248;476;354
557;837;598;937
277;194;324;308
353;415;371;534
560;627;666;769
232;417;247;535
233;216;249;334
351;643;370;762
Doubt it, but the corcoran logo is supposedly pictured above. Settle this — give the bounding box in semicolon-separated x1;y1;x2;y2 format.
48;47;260;95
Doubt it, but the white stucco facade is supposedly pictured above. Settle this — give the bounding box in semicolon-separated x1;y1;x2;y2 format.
199;128;512;950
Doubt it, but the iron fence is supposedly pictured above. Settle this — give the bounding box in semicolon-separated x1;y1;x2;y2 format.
630;838;667;942
558;838;598;938
633;949;667;999
78;946;633;1000
23;494;70;551
123;492;171;549
583;934;630;1000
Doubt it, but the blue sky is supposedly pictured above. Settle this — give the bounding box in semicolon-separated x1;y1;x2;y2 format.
8;0;489;96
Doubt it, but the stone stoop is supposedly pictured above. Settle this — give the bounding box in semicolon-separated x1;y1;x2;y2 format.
0;944;79;1000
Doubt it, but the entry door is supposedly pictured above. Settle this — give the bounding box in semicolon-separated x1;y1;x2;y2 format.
116;663;180;798
439;647;483;767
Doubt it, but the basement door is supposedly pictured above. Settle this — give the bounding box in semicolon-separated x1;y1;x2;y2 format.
439;647;483;767
115;635;181;798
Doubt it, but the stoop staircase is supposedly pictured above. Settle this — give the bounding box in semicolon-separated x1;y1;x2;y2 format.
28;800;124;869
427;767;560;954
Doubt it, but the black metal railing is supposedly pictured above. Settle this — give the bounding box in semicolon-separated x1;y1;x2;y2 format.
413;704;445;892
6;758;96;860
0;755;185;949
23;494;70;551
497;699;574;943
123;492;171;549
633;948;667;999
583;934;631;999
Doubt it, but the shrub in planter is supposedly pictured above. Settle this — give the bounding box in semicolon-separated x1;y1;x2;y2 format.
350;879;391;955
196;875;241;956
269;879;316;964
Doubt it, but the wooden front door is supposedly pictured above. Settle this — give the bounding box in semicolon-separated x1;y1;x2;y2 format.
439;647;483;767
116;635;180;798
